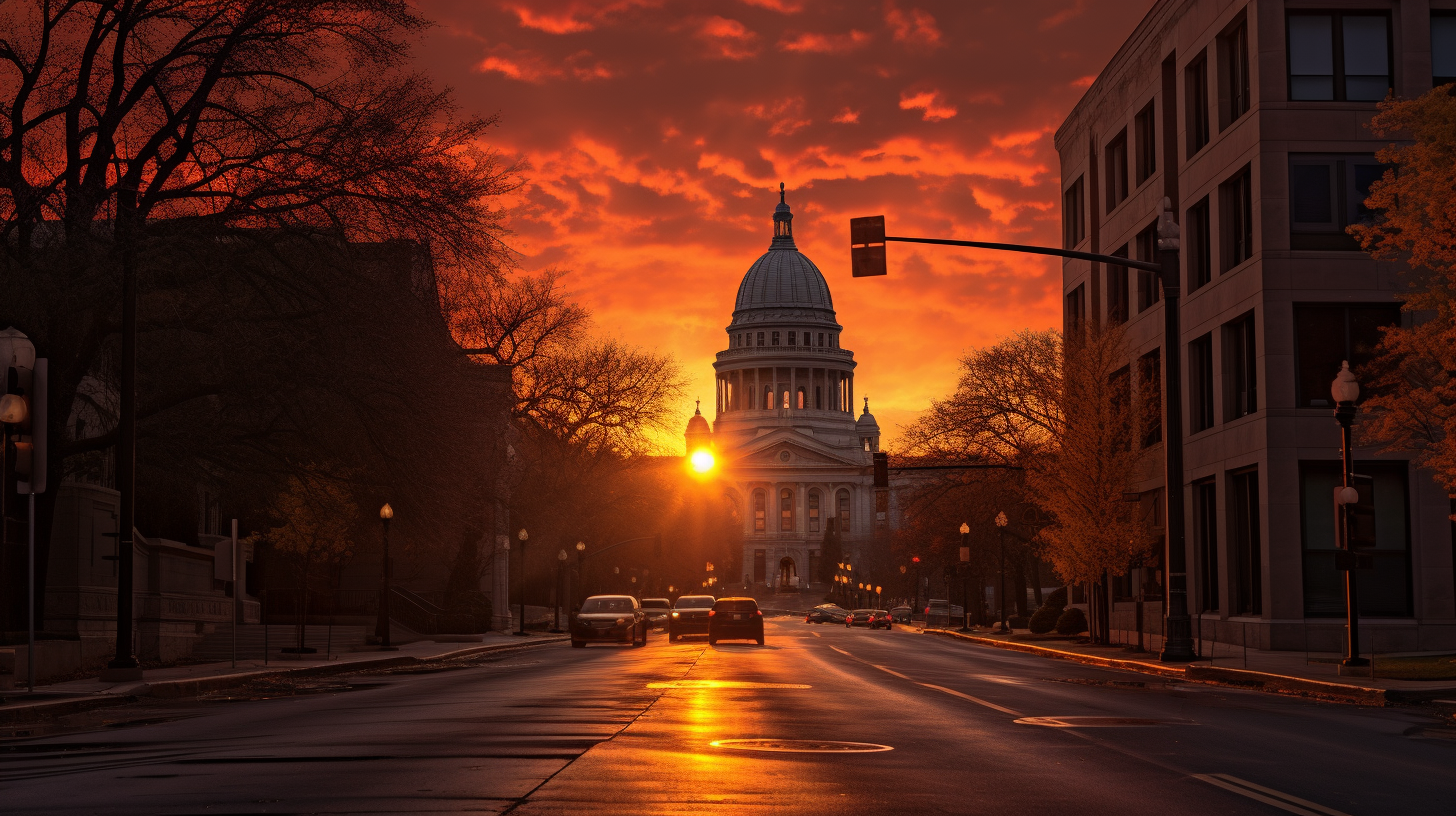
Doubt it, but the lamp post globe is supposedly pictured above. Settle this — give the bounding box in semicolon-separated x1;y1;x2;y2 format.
376;503;397;650
1332;361;1369;668
995;510;1009;633
514;528;528;636
957;522;972;630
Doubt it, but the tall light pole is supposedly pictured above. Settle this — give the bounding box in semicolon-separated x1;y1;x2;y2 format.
377;503;395;651
911;556;921;622
849;200;1194;660
1332;362;1370;669
514;528;529;636
995;512;1010;633
958;522;972;631
575;541;586;608
552;549;568;633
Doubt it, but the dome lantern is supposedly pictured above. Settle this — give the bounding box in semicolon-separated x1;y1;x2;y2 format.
772;182;793;245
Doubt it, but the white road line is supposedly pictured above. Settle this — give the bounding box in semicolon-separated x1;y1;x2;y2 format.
917;683;1025;717
1193;774;1352;816
872;665;911;680
811;632;821;638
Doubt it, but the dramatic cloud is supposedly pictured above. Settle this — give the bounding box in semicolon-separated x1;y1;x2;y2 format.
419;0;1154;451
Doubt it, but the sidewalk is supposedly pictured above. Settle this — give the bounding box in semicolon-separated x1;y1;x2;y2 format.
0;631;567;725
921;628;1456;706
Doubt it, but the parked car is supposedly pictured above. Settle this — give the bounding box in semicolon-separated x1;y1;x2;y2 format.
708;597;765;645
845;609;892;630
889;606;913;624
571;595;648;648
924;599;965;629
805;605;847;624
669;594;716;641
640;598;672;627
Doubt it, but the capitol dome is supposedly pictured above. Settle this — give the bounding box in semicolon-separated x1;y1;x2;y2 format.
731;185;836;324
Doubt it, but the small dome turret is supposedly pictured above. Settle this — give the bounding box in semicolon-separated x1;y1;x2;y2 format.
857;397;880;452
685;399;713;450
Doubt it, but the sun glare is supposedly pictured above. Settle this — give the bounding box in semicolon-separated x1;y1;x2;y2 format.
689;449;715;473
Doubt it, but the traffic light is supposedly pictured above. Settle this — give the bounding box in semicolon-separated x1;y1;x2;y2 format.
850;215;888;277
0;329;44;494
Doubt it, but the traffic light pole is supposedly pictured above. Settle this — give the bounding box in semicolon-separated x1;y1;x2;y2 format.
850;200;1196;662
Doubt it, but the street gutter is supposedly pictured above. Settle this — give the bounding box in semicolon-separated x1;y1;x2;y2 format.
921;628;1455;707
0;635;569;726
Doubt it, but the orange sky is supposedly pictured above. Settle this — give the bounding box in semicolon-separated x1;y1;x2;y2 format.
418;0;1153;452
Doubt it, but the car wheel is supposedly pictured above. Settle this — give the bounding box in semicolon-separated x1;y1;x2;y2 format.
571;640;585;648
756;636;765;646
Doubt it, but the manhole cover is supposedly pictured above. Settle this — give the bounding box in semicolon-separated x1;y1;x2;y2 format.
1014;716;1182;728
710;739;892;753
648;680;810;689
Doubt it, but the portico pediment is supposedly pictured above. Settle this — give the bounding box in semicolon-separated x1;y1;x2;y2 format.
730;428;864;468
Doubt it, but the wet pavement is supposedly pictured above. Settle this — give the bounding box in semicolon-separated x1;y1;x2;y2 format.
2;618;1453;814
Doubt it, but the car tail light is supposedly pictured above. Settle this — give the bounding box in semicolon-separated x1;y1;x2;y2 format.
708;610;715;616
754;610;762;616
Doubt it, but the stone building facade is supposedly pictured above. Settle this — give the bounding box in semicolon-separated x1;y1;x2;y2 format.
1057;0;1456;650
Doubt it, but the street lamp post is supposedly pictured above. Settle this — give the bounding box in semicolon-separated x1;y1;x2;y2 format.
1332;362;1370;669
515;528;529;636
552;549;568;633
958;523;971;631
377;503;396;651
911;556;921;623
995;512;1010;633
575;541;586;607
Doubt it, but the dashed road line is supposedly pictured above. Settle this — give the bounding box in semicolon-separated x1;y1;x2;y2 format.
1193;775;1351;816
916;683;1025;717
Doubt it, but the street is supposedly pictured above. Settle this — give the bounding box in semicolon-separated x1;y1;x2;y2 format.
2;618;1453;815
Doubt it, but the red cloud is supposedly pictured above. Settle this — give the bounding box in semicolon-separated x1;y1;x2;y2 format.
885;3;942;47
778;30;872;53
695;16;761;59
899;90;957;122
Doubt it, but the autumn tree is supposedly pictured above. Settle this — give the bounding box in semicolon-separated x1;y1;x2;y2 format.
1349;86;1456;486
249;471;356;651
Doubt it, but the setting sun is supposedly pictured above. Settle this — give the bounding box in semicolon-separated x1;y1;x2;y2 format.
689;449;715;474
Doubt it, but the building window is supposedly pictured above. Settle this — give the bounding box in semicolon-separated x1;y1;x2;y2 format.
1187;197;1211;291
1063;176;1085;247
756;332;764;347
1065;283;1085;336
815;386;823;409
1225;311;1257;420
1186;50;1210;156
1139;348;1161;447
780;488;794;531
1135;224;1161;313
1300;461;1411;618
764;387;773;409
1220;165;1253;271
1105;129;1128;211
1134;100;1156;185
1292;305;1400;407
1194;479;1219;612
808;490;821;533
1229;468;1262;616
753;490;766;532
1289;154;1385;251
1106;258;1128;325
1220;18;1251;128
1288;13;1391;102
817;332;825;347
788;331;796;346
753;549;766;583
1189;333;1215;433
796;388;805;409
771;331;780;346
837;489;851;533
1435;13;1456;87
782;390;790;409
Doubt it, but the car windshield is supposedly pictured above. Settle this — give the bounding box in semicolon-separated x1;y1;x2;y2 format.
674;596;715;609
580;598;634;614
852;609;874;615
640;599;670;609
714;600;757;612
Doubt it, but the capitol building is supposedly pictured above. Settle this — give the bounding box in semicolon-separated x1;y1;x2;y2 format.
685;187;891;594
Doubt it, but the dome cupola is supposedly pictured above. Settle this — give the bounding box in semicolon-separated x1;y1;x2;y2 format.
856;397;881;452
685;399;713;450
731;185;836;324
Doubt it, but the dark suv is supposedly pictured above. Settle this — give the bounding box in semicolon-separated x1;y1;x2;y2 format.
708;597;764;645
669;595;715;641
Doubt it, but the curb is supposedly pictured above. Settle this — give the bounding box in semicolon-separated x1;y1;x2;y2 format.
0;636;568;725
919;628;1446;706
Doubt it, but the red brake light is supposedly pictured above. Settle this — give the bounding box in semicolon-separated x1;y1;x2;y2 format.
708;610;715;616
754;610;762;616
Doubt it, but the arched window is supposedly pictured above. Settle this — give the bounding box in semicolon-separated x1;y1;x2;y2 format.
764;387;773;409
837;489;851;532
782;390;790;409
796;388;806;409
753;490;766;532
780;488;794;531
808;490;821;533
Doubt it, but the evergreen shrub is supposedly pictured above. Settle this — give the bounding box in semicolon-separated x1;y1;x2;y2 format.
1054;606;1088;636
1029;587;1069;634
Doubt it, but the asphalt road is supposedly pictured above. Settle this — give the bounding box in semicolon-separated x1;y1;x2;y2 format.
2;617;1453;815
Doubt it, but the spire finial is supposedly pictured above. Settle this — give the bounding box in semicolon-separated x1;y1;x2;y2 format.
779;181;785;204
863;396;869;413
695;398;701;415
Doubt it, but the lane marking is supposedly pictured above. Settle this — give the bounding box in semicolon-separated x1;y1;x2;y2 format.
811;632;821;638
1194;774;1352;816
917;683;1024;717
646;680;810;690
829;646;853;657
872;665;911;680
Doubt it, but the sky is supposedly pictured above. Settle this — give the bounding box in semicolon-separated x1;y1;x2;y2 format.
416;0;1154;452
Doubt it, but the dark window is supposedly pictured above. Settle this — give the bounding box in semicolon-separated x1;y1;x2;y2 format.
837;489;851;533
1105;129;1129;211
1108;245;1129;324
771;331;780;346
1136;224;1161;312
1229;468;1262;615
753;549;766;583
817;332;825;347
1289;154;1386;250
808;490;821;533
1063;176;1086;247
788;331;796;346
1220;165;1254;270
1065;284;1085;335
1134;101;1156;185
1224;311;1258;420
753;490;766;532
1189;333;1215;432
1186;51;1210;155
756;332;764;346
1187;197;1212;290
781;488;795;531
1139;349;1162;447
1292;305;1400;407
1288;12;1391;102
1436;13;1456;87
1111;365;1132;451
1220;19;1251;128
1300;461;1411;618
814;386;822;409
1194;479;1219;612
